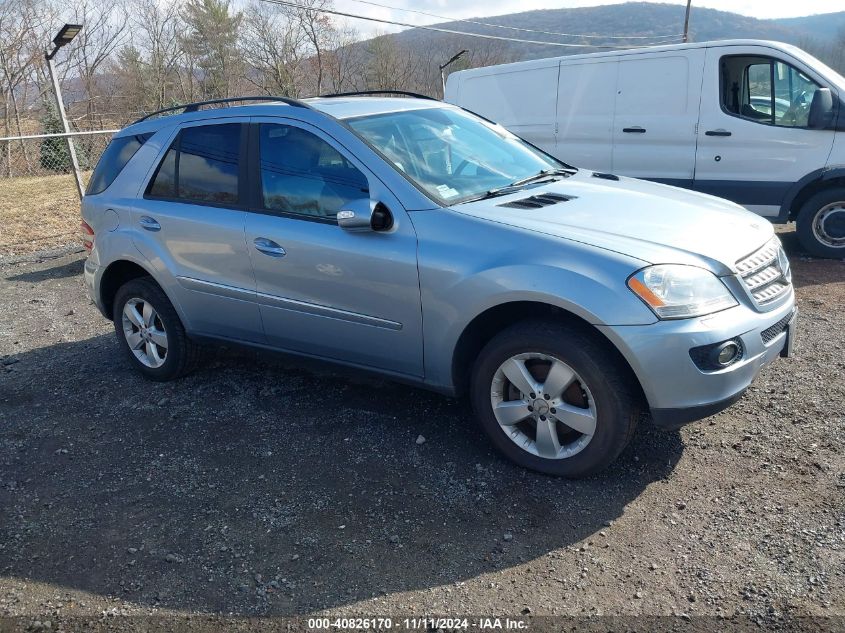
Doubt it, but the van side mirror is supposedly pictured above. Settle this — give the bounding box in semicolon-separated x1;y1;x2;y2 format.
337;199;394;232
808;88;834;129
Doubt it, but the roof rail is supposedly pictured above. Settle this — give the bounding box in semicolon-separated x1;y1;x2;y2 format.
317;90;439;101
133;96;310;124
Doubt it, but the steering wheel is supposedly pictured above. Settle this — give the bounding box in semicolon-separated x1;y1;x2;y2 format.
453;159;470;176
782;90;812;126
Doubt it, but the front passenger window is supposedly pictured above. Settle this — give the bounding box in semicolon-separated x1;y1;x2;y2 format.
258;123;369;219
720;55;822;128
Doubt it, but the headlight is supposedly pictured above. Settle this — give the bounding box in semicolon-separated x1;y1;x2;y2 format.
627;264;737;319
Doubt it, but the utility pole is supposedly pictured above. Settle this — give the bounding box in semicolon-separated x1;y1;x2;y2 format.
683;0;692;43
45;24;85;200
439;50;468;97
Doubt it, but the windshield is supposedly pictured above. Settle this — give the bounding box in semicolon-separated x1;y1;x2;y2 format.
346;106;569;205
786;44;845;94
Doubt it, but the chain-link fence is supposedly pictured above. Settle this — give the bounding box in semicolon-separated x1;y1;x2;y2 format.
0;130;116;179
0;129;117;258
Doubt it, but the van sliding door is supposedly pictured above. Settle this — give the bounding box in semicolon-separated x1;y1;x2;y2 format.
611;51;703;184
556;60;618;171
457;64;559;156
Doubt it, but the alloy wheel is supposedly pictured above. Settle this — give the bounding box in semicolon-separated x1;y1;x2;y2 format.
121;297;168;368
490;352;597;460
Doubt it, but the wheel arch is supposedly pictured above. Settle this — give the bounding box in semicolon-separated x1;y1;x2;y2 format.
782;166;845;221
99;259;159;320
449;300;647;406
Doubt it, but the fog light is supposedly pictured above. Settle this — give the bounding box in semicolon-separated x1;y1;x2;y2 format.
690;338;744;371
715;342;740;366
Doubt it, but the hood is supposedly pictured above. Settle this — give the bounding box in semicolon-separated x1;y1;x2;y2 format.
451;171;774;275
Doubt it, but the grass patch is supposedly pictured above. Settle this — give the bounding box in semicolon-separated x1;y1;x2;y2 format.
0;174;82;256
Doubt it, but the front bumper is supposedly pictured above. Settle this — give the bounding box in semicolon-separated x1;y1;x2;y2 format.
597;290;796;428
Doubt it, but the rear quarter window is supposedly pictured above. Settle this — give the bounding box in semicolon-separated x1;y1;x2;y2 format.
86;133;153;195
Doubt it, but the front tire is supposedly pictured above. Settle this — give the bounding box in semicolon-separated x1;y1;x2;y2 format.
113;277;198;381
470;320;641;477
796;187;845;258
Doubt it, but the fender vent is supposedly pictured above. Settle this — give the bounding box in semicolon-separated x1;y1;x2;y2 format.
498;192;574;209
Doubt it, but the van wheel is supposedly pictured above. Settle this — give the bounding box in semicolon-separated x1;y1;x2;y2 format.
470;320;640;478
796;187;845;258
113;277;199;381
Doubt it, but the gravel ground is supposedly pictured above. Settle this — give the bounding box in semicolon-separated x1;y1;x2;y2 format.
0;227;843;630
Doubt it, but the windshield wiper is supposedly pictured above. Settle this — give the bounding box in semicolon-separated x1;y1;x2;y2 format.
459;168;575;204
501;168;575;191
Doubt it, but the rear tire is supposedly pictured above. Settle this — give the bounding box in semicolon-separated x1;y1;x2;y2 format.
470;319;640;478
113;277;198;381
796;187;845;258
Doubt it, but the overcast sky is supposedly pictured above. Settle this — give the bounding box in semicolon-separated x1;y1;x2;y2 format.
331;0;845;35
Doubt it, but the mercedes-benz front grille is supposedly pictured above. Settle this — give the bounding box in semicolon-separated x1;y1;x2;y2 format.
735;237;792;307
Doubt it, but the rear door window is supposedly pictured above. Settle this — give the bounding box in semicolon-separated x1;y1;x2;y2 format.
146;123;241;204
87;133;152;195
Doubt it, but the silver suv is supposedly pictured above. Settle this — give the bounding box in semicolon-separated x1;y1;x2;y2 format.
82;93;796;477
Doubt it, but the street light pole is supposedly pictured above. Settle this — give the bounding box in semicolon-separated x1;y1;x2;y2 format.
439;49;468;97
45;24;84;200
683;0;692;43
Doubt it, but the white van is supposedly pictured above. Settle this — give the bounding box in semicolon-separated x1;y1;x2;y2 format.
445;40;845;258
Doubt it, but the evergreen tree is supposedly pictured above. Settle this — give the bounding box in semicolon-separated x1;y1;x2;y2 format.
39;101;90;173
39;101;70;172
180;0;243;99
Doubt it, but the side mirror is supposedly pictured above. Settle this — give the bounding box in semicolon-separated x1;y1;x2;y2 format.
337;199;393;232
808;88;834;129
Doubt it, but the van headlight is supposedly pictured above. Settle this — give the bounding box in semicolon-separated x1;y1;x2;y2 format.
627;264;737;319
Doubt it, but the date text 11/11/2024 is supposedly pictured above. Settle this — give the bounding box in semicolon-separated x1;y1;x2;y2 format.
306;617;529;630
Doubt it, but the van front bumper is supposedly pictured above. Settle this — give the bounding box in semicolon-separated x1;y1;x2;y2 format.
597;291;796;429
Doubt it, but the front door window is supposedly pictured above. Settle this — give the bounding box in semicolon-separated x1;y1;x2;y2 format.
720;55;823;128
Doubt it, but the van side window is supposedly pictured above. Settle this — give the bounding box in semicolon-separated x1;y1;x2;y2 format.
146;123;241;204
720;55;822;128
258;123;369;219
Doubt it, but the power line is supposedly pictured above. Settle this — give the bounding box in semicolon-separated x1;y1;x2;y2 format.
340;0;683;41
261;0;681;49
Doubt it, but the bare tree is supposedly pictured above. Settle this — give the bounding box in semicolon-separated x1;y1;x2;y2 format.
364;35;422;92
66;0;130;129
290;0;336;95
0;0;52;173
133;0;182;110
110;44;148;120
241;1;308;96
323;24;364;93
109;0;184;122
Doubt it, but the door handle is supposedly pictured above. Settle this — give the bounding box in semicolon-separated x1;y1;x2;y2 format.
705;129;732;137
139;216;161;231
622;126;646;133
253;237;286;258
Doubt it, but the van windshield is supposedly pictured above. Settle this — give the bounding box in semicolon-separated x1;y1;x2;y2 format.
787;45;845;94
346;106;570;205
